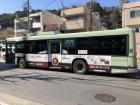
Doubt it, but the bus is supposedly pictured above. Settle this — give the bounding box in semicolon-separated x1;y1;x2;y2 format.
0;46;6;59
5;28;138;74
0;46;15;60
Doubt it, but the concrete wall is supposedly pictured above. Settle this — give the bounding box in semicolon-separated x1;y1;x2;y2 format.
61;7;86;32
64;19;84;30
122;2;140;67
14;11;63;32
61;6;105;32
42;12;63;31
42;12;62;25
122;1;140;28
62;7;86;17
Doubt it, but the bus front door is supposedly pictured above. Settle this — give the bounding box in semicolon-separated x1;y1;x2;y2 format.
5;43;15;63
48;40;61;69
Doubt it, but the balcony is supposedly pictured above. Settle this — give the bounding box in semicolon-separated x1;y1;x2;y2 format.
63;19;84;30
62;7;86;18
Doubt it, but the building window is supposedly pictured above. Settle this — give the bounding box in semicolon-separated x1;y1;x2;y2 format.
130;11;135;18
66;15;83;20
130;10;140;18
136;10;140;17
27;42;37;53
33;16;40;22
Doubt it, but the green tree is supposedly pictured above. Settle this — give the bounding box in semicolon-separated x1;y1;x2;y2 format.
87;2;103;15
101;7;122;29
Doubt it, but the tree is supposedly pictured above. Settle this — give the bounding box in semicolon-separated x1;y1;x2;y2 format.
49;9;61;16
101;7;122;29
0;3;122;30
87;2;103;15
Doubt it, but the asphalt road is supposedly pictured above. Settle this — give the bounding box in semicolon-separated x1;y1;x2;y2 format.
0;62;140;105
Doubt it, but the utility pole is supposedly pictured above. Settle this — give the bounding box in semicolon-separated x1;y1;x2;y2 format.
90;0;93;31
27;0;31;33
14;15;17;38
61;0;64;33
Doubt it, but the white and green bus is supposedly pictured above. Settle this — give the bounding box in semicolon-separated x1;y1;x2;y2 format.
5;28;138;74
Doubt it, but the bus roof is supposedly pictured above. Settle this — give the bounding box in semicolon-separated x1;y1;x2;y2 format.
6;28;134;42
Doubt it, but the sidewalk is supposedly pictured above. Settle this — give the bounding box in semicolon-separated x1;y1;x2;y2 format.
0;102;9;105
0;92;44;105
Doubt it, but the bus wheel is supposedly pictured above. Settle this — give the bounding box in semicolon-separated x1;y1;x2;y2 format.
73;60;87;74
18;58;26;69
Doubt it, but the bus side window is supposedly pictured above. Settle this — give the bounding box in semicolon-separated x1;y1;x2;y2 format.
90;35;127;56
27;42;37;54
16;42;25;53
37;41;48;54
62;49;68;54
63;39;76;54
76;38;90;54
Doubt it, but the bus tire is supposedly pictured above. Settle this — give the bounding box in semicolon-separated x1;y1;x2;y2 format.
18;58;26;69
73;60;87;74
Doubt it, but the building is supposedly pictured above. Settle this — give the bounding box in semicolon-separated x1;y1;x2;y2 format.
14;11;63;34
122;1;140;66
120;0;129;8
0;28;14;40
61;6;106;33
122;1;140;30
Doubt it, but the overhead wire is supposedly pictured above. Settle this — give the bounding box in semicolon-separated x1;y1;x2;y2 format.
0;0;94;30
26;0;58;28
42;0;57;10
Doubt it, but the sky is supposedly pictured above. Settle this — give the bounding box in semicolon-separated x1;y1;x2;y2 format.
0;0;140;14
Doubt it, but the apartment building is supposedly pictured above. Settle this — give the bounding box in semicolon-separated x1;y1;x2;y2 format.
61;6;105;33
14;11;63;34
122;1;140;30
122;1;140;66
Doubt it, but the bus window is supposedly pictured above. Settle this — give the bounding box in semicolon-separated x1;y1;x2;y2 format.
27;42;37;53
1;48;5;52
16;42;25;53
90;35;128;56
63;39;76;54
77;38;90;54
37;41;47;54
51;42;60;53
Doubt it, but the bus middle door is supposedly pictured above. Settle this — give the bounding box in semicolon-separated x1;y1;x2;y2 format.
5;43;15;63
48;40;61;69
